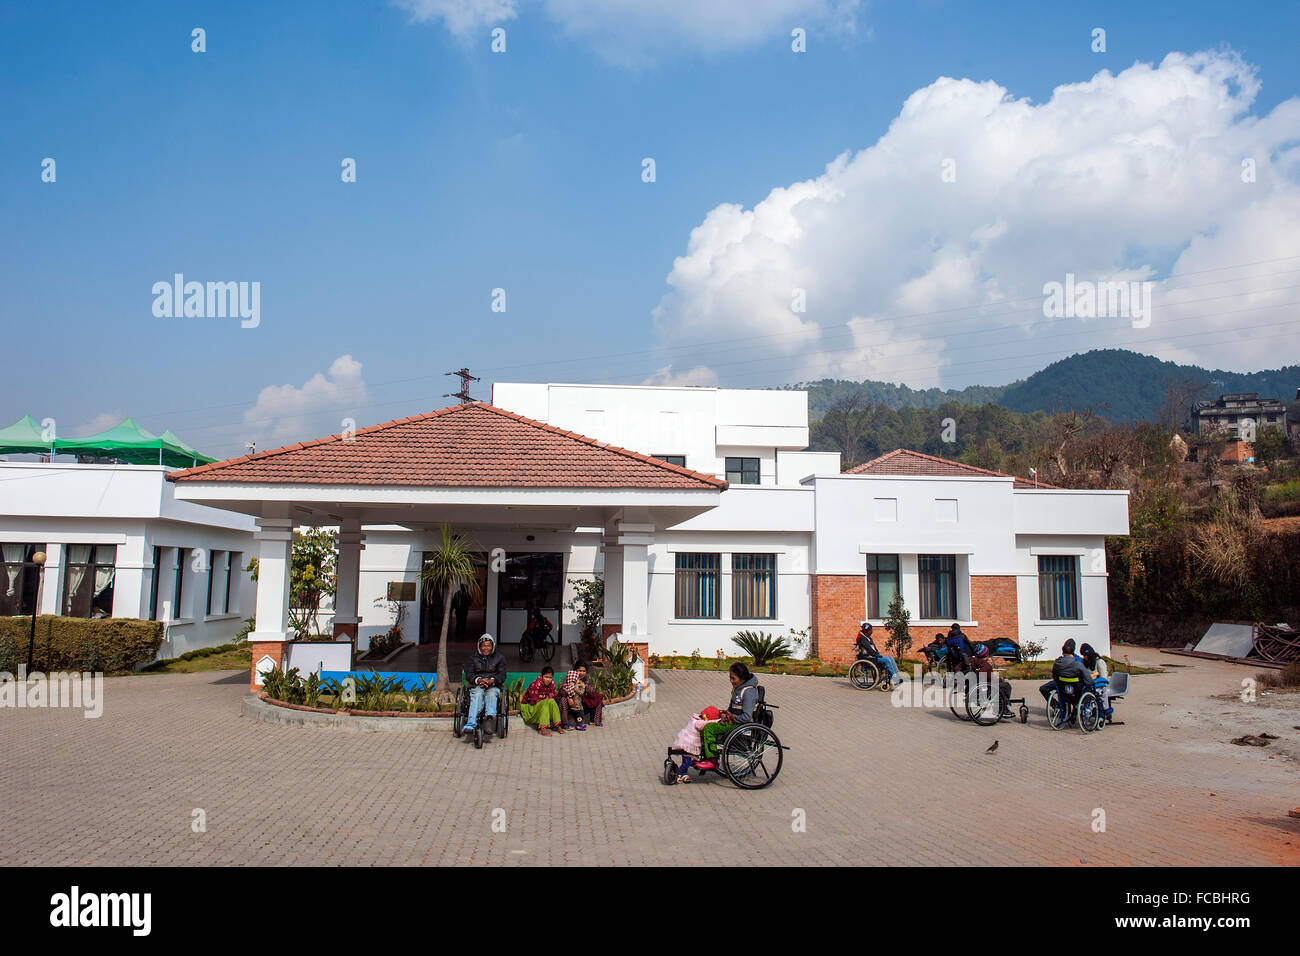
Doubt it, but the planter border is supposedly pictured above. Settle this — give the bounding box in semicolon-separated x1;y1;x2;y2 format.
242;688;642;732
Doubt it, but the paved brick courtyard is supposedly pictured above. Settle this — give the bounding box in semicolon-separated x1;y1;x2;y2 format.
1;647;1297;866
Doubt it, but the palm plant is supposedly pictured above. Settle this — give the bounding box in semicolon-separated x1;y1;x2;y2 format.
418;524;481;702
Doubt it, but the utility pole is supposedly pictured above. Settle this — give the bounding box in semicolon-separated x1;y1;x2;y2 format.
444;368;480;404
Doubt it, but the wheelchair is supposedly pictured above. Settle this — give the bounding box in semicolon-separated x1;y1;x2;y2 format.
848;640;899;692
1046;675;1102;733
964;672;1029;726
451;672;510;749
663;687;787;790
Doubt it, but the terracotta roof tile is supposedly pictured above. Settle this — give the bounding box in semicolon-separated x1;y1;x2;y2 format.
845;448;1054;488
168;403;726;490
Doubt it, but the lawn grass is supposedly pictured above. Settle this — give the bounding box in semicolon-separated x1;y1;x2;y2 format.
649;653;1162;680
134;642;252;675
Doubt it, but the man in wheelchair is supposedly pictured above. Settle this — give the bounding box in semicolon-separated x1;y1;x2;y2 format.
854;622;900;685
464;633;507;735
1038;638;1094;705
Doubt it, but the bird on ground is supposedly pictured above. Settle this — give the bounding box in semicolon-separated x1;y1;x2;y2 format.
985;740;999;754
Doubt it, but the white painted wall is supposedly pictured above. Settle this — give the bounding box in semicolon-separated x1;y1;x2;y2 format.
0;463;257;658
491;382;820;484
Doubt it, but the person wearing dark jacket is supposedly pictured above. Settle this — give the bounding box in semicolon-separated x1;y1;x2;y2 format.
1038;638;1092;703
945;623;973;672
464;633;507;734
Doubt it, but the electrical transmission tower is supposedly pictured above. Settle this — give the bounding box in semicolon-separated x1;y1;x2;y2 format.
444;368;481;404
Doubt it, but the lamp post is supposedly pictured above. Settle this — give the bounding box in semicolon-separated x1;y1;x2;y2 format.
26;550;47;674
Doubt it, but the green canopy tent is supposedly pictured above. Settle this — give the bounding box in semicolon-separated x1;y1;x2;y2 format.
54;418;217;468
159;429;217;467
0;415;55;456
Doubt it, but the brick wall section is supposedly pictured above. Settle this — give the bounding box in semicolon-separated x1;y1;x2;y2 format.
969;575;1019;644
248;641;288;690
602;623;648;671
810;575;866;664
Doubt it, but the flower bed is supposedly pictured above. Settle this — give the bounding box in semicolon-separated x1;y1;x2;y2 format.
257;688;635;719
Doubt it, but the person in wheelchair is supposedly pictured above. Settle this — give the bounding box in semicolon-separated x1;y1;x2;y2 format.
945;623;974;672
464;633;507;735
1038;638;1093;704
698;662;760;769
855;622;900;685
971;643;1013;717
1079;642;1113;720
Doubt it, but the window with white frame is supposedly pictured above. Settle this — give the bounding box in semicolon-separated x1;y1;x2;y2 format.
918;554;957;619
866;554;900;618
62;545;117;619
1;543;45;616
674;553;720;619
1038;555;1081;620
724;457;760;485
732;553;776;620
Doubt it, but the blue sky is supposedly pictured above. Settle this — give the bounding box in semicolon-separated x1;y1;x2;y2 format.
2;0;1299;458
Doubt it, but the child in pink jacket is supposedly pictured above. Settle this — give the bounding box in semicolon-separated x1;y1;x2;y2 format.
672;706;720;783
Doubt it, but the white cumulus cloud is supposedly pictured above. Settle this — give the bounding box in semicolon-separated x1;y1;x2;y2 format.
651;50;1300;388
242;355;371;451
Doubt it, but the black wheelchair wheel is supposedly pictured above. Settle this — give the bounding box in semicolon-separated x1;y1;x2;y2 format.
518;635;535;663
720;724;784;790
452;690;465;738
948;676;972;721
662;760;678;786
1018;704;1029;724
539;636;555;663
1078;692;1101;734
1046;690;1068;730
848;659;879;690
499;711;509;739
473;726;483;749
966;681;1000;726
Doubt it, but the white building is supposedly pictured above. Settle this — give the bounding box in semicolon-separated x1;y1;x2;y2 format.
0;462;257;658
165;382;1129;688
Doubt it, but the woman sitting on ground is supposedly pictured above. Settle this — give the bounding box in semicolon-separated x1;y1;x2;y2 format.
520;665;566;737
559;661;604;730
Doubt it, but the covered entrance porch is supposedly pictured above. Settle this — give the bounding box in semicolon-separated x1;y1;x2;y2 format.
166;402;724;687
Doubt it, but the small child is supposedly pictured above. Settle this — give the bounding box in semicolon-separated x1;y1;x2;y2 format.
672;706;720;783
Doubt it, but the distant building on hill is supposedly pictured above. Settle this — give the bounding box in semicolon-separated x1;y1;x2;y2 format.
1190;393;1287;440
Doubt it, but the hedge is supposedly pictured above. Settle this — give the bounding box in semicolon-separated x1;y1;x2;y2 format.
0;616;164;674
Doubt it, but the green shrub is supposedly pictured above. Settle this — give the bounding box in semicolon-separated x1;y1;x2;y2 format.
592;639;638;698
0;616;163;673
732;630;792;667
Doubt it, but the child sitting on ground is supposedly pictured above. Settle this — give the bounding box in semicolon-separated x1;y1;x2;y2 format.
672;706;721;783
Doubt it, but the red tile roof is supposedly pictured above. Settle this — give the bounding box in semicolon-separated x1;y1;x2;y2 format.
845;448;1055;489
167;403;726;490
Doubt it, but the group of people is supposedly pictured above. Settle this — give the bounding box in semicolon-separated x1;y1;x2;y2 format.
461;633;606;737
1038;638;1113;720
669;662;761;783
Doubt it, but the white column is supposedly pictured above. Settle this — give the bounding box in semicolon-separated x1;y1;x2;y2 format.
332;518;365;633
617;523;654;646
601;536;624;628
36;543;63;616
112;533;149;619
250;517;293;642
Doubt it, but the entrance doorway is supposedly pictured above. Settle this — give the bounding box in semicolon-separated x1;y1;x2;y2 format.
497;552;564;646
419;552;488;645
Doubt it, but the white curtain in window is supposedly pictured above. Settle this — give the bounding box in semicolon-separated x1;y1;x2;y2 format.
63;546;91;615
2;544;24;601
